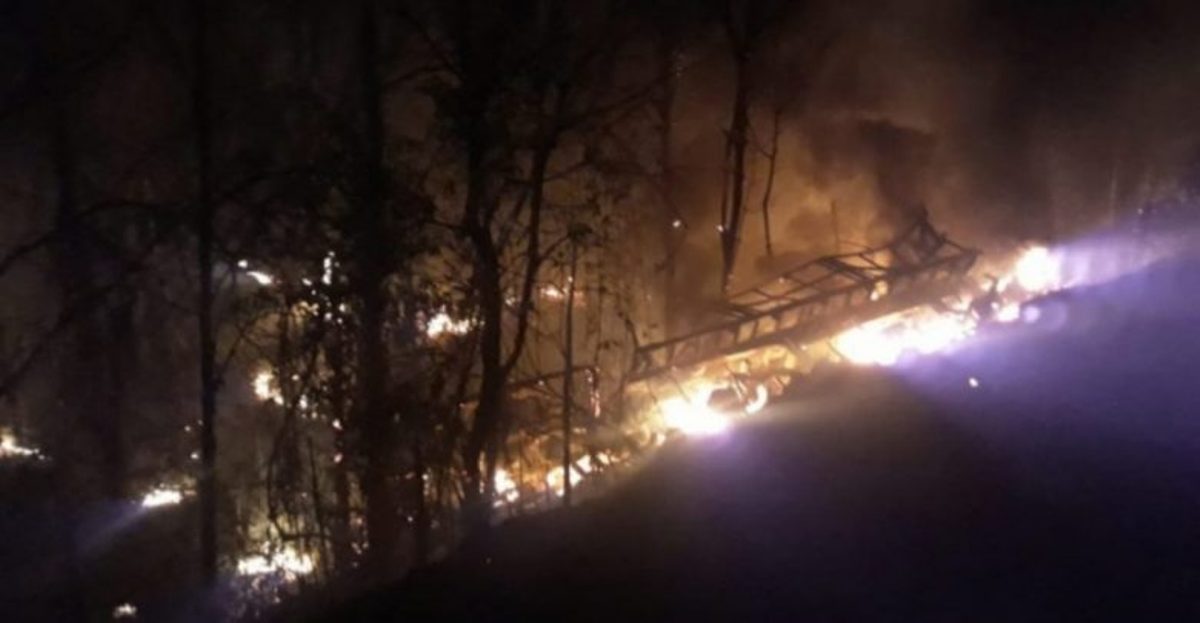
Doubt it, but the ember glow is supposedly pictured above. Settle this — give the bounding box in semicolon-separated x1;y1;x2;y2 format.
744;384;769;415
493;468;520;506
140;486;184;509
252;370;283;405
545;455;596;497
425;310;471;338
833;244;1068;366
835;309;977;366
994;301;1022;323
0;429;42;460
540;284;566;301
662;386;724;436
658;384;730;437
236;545;316;578
1012;246;1061;293
245;270;274;286
644;378;776;440
322;252;337;285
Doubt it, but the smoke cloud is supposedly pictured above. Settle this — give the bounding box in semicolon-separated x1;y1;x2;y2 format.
669;0;1200;288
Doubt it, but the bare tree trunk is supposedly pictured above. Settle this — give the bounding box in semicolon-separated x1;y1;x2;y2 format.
457;3;569;533
560;238;578;507
353;0;400;576
461;230;504;532
654;34;682;335
189;0;219;589
101;299;132;499
306;436;330;577
43;12;91;615
324;335;354;571
411;432;430;565
718;0;780;289
761;105;781;259
462;123;555;531
459;125;497;527
829;199;842;254
721;49;751;291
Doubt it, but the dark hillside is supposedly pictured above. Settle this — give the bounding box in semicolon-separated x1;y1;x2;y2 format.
314;255;1200;622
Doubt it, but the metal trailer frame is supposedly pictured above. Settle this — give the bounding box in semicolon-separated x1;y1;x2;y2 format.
630;218;979;381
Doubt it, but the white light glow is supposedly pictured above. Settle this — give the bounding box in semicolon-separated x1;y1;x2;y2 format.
425;311;471;338
112;602;137;619
659;385;730;437
994;301;1021;323
252;370;283;405
545;457;593;497
0;429;40;459
1013;246;1061;293
246;270;274;286
834;309;977;366
236;545;315;578
322;252;336;285
493;469;520;506
744;384;769;415
140;487;184;508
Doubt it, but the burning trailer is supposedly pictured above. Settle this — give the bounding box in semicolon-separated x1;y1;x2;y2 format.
623;214;1067;442
453;209;1072;524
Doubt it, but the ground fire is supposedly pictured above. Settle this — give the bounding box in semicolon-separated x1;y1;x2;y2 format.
5;1;1200;620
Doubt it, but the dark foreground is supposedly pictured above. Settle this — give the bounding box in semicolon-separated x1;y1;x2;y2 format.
309;253;1200;622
